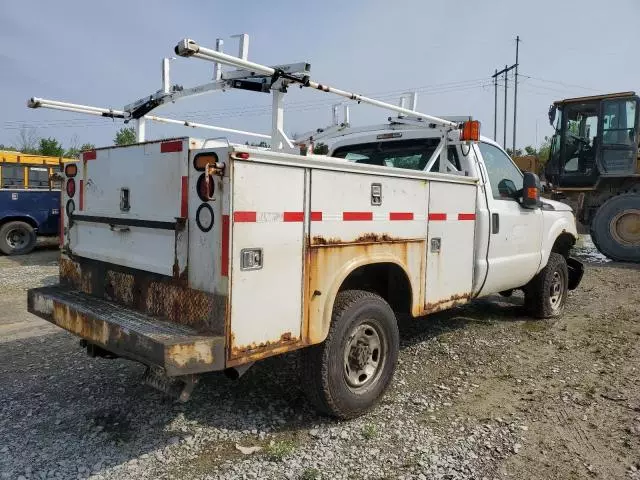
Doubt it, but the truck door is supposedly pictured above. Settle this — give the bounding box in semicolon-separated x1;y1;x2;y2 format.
598;97;639;175
475;141;543;295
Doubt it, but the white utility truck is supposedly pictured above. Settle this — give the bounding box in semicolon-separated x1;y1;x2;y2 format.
27;36;583;419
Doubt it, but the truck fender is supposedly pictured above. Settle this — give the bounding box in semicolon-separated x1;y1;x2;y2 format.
0;214;40;230
539;215;578;274
307;250;413;346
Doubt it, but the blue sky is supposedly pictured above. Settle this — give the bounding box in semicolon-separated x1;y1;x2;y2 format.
1;0;638;151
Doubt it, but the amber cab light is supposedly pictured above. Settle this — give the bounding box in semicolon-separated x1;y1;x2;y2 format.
460;120;480;142
64;163;78;177
66;178;76;198
193;153;218;171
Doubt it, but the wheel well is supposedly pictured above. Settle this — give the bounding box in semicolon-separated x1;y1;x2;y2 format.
0;216;38;230
552;232;576;258
338;262;412;314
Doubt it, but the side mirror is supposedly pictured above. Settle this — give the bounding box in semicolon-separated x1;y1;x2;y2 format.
548;104;557;126
521;172;542;209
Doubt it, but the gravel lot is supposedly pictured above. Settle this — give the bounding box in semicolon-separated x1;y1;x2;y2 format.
1;241;639;480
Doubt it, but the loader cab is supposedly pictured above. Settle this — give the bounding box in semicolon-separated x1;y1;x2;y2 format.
546;92;639;187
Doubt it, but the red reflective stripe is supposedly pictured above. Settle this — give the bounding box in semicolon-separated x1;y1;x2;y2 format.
233;211;256;223
311;211;323;222
283;211;304;222
389;212;414;221
79;180;84;211
458;213;476;221
343;211;373;221
221;215;230;277
59;197;64;246
82;150;96;161
180;176;188;218
160;140;183;153
428;213;447;221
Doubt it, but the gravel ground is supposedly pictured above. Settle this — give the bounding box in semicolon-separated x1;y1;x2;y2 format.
1;243;639;480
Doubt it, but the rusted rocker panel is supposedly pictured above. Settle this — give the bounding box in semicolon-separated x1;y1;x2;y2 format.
27;286;225;376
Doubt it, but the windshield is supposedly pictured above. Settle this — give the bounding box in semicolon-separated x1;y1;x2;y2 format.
332;138;461;172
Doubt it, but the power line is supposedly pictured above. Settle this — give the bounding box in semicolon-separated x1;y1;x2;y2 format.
518;74;600;93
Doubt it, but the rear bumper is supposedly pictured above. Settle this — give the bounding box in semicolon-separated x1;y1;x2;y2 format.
27;285;226;376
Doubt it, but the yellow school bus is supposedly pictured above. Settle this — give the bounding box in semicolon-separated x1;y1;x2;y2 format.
0;151;75;189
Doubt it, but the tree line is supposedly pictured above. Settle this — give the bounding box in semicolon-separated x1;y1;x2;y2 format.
0;127;137;158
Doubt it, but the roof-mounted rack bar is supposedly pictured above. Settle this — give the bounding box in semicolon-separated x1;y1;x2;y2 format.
27;97;271;140
174;38;458;129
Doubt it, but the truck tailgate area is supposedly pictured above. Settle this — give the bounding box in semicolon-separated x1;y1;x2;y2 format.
28;285;225;376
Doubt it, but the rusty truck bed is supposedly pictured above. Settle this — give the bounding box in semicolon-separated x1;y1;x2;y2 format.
27;286;225;376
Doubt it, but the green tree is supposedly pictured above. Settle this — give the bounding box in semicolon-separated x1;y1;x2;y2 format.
313;142;329;155
537;136;552;165
65;142;96;158
0;144;17;152
114;127;136;146
38;137;64;157
524;145;537;156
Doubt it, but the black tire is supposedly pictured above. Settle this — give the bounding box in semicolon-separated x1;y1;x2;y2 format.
301;290;400;419
524;253;568;319
0;221;37;256
590;193;640;262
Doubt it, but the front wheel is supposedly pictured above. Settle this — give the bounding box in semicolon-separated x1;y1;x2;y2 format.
524;252;568;318
0;221;37;255
301;290;399;419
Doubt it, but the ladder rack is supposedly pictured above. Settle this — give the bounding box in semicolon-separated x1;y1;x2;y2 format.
27;34;475;159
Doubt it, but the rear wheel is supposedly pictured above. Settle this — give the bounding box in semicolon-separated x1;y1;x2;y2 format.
0;221;37;255
301;290;399;419
524;253;568;318
591;193;640;262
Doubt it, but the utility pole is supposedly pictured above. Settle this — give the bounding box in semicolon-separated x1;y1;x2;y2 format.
492;62;517;149
503;65;508;148
512;35;520;154
493;69;498;141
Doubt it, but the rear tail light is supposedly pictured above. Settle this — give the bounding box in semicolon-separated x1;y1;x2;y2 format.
197;174;215;202
64;163;77;177
235;152;250;160
66;199;75;216
66;178;76;198
193;153;218;171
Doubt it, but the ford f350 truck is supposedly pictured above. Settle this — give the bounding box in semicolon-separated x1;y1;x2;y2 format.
26;36;583;419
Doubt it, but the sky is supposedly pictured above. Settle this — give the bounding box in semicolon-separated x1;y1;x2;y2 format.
1;0;638;153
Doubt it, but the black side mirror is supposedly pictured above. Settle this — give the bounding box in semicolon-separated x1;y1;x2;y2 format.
521;172;541;209
548;104;557;126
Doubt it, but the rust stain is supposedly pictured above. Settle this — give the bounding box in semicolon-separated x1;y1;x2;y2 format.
52;302;108;344
167;341;215;368
59;256;226;334
311;233;407;246
230;331;300;359
423;293;471;314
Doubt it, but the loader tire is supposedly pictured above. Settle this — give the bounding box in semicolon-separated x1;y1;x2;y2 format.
301;290;399;419
590;193;640;262
524;252;568;319
0;221;36;256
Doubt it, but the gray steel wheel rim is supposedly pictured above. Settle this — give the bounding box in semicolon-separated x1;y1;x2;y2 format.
549;270;564;309
343;321;385;392
6;228;28;250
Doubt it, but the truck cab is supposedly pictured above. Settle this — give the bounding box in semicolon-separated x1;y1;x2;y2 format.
546;92;639;188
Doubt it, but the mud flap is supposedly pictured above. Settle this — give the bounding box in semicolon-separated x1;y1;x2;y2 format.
567;257;584;290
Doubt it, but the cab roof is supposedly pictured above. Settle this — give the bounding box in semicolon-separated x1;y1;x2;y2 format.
553;91;637;106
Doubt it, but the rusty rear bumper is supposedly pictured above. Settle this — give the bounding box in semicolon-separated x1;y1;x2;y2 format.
27;285;225;376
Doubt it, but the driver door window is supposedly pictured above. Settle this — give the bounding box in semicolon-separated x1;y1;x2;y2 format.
477;142;523;200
